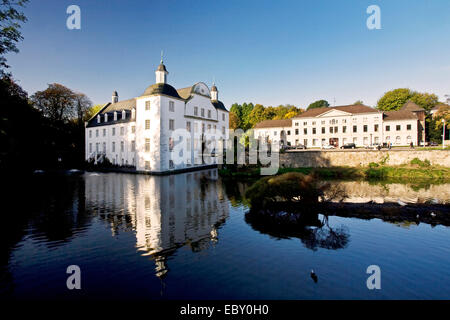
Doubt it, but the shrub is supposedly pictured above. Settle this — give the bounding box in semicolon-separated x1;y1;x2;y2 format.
365;167;387;179
379;154;389;165
245;172;328;210
410;158;431;167
368;162;379;168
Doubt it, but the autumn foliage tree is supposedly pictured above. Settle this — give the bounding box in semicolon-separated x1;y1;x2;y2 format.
31;83;78;122
433;105;450;136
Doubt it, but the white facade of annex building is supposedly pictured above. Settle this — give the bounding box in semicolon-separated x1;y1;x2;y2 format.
85;60;229;173
254;103;424;148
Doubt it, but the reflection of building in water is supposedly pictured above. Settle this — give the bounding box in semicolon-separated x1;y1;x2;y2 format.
85;169;229;277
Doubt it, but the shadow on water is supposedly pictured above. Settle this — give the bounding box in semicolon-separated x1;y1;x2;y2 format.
0;173;92;296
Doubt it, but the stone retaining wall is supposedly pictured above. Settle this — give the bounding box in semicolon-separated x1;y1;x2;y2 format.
279;150;450;168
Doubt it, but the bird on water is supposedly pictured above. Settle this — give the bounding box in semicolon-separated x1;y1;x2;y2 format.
311;270;318;283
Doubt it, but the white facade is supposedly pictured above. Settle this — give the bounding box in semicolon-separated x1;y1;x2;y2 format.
85;61;229;173
254;105;421;148
382;119;419;146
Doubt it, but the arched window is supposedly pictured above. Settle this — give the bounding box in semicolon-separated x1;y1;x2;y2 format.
396;136;401;144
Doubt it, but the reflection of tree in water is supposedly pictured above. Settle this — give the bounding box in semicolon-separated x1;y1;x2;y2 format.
28;175;92;243
1;174;92;296
221;178;252;208
245;212;350;251
302;215;349;251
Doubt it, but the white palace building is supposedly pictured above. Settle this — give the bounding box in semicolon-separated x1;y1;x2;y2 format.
85;60;229;174
254;102;426;148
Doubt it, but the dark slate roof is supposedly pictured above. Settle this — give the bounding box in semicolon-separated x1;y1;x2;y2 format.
211;100;228;112
157;63;167;72
86;109;133;128
383;110;418;121
401;100;424;112
142;83;182;99
112;91;118;96
101;98;136;113
294;104;378;118
254;119;292;128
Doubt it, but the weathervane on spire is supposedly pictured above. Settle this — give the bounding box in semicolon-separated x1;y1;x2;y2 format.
160;50;164;64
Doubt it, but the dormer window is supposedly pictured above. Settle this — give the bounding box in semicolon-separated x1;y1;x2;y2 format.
114;112;117;121
122;110;126;119
132;108;136;120
104;114;108;122
97;115;101;123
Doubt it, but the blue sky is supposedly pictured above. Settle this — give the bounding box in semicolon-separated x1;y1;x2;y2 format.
7;0;450;108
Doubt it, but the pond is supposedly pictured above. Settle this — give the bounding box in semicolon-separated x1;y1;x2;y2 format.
1;170;449;300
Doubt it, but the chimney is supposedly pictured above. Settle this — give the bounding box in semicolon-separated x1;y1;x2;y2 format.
112;91;118;103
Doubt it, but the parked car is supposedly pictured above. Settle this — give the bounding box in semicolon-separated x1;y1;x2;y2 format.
280;144;294;151
365;143;382;150
295;144;307;150
340;143;356;149
322;144;336;149
427;141;439;147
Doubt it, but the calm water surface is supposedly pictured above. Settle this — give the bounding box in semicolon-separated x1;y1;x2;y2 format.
1;170;449;300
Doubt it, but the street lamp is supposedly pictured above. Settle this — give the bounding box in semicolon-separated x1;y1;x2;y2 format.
443;119;446;149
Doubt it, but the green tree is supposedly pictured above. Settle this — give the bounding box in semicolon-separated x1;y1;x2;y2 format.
247;104;266;128
241;102;254;130
377;88;413;111
354;100;364;105
307;100;329;110
411;93;439;113
0;0;29;75
377;88;439;112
